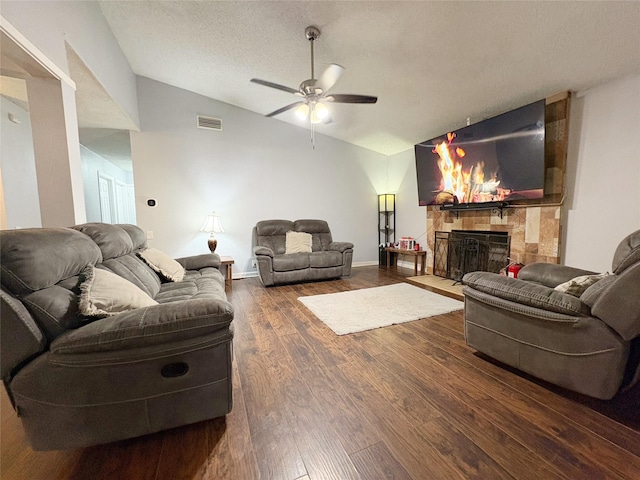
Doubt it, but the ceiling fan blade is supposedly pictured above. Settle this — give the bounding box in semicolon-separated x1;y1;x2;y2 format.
250;78;299;95
265;101;305;118
316;64;344;93
326;94;378;104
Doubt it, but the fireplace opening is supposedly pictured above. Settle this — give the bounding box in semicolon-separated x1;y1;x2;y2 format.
433;230;510;280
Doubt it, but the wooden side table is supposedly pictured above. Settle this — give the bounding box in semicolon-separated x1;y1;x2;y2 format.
219;256;234;285
384;247;426;275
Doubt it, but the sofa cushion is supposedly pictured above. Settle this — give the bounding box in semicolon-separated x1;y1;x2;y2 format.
590;262;640;340
272;253;310;272
156;269;226;303
79;265;158;317
294;219;333;251
463;271;590;316
0;228;101;295
18;284;86;342
309;251;343;268
255;220;293;255
138;248;186;282
72;223;134;260
118;224;148;251
285;231;312;254
100;254;162;299
612;230;640;274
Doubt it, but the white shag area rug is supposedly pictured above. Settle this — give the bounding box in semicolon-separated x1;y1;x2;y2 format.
298;282;464;335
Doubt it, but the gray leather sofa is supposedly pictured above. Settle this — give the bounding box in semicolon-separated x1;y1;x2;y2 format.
0;223;234;450
252;219;353;286
462;230;640;399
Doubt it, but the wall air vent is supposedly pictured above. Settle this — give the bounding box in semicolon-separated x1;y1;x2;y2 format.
197;115;222;131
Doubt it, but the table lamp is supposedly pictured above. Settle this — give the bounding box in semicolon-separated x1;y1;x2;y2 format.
200;212;224;252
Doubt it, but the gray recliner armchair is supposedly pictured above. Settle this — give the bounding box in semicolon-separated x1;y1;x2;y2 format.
1;223;234;450
462;230;640;399
252;219;353;286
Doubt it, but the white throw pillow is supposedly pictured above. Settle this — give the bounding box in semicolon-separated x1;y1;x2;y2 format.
78;265;158;317
285;231;312;254
138;247;186;282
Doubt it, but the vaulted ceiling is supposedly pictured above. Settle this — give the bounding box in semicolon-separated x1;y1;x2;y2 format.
94;1;639;156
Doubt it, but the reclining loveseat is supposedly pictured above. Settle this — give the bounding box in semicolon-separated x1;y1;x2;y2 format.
252;219;353;286
462;229;640;399
1;222;234;450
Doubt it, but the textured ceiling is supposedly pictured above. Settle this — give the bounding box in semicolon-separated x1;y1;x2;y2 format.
96;1;640;156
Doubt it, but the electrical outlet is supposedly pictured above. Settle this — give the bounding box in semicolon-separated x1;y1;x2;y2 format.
251;259;257;268
146;231;154;239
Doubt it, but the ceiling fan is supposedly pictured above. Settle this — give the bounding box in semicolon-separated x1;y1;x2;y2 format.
250;26;378;124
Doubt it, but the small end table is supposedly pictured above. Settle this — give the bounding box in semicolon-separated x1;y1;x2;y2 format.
384;247;426;275
219;256;234;286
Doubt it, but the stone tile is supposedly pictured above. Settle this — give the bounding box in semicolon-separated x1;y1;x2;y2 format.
539;218;560;257
490;212;509;225
525;207;541;243
426;202;562;271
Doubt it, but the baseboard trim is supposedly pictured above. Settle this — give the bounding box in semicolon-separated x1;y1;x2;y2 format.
235;261;380;279
352;261;379;267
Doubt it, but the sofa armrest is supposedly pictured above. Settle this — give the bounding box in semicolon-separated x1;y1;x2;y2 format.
254;246;274;257
175;253;220;270
463;271;589;316
50;298;233;354
328;241;354;252
518;263;598;288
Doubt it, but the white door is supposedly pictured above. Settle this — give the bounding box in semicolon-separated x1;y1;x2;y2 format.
114;180;126;223
98;172;116;223
125;184;137;224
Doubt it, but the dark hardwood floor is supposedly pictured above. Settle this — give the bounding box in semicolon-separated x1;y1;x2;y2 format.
2;266;639;479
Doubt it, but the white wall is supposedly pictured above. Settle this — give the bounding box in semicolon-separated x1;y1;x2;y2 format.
132;77;387;276
385;148;432;260
1;2;139;227
1;1;139;128
0;97;41;228
563;74;640;272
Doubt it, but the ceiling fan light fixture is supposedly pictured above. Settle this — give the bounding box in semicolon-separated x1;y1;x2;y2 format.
295;103;310;120
315;102;329;120
309;107;322;124
309;101;329;124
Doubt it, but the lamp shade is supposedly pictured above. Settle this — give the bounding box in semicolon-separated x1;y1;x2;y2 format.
200;212;224;233
378;194;395;212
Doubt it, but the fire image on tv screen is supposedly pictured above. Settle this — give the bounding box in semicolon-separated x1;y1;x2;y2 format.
415;99;546;206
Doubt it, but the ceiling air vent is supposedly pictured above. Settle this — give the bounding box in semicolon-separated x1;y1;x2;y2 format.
197;115;222;131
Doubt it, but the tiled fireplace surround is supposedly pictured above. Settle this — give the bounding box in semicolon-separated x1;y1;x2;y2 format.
425;204;562;274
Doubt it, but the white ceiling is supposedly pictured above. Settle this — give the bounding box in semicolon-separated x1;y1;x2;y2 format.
93;1;639;156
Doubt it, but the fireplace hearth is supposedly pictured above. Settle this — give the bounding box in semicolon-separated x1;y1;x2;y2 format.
433;230;510;280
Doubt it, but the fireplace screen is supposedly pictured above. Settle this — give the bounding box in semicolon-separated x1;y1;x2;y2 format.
433;230;510;279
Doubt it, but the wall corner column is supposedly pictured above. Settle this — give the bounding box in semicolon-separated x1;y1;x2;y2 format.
26;76;86;227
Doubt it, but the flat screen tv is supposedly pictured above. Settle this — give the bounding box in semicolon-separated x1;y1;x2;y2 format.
415;99;545;207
